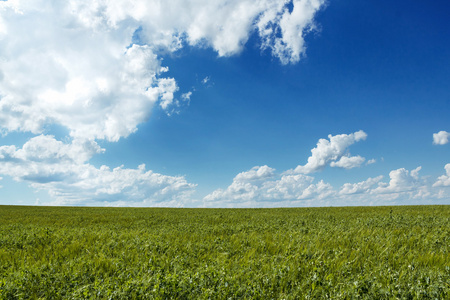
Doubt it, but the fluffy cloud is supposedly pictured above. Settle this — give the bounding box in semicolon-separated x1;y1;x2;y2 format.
0;18;174;141
0;136;196;206
0;0;325;141
204;166;276;204
0;135;103;180
234;165;276;181
258;0;325;64
291;130;368;174
374;167;423;194
339;176;383;195
43;164;196;206
433;131;450;145
204;164;445;207
264;175;334;201
433;163;450;187
204;166;336;207
330;155;365;169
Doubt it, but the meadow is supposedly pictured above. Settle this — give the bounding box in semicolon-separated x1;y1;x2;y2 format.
0;205;449;299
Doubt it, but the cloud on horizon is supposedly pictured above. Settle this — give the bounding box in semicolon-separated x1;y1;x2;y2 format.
0;135;196;206
204;164;449;207
204;132;450;207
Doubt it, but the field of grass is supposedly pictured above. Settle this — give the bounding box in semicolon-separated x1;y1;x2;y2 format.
0;205;449;299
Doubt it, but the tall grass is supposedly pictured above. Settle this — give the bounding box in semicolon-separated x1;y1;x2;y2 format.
1;205;449;299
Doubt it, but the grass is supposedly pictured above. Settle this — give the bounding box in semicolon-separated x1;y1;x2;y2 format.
0;205;449;299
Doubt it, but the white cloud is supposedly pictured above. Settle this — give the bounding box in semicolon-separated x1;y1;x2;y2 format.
203;166;276;204
339;176;383;195
204;165;336;207
338;166;450;205
234;165;276;181
366;158;376;165
44;164;196;206
261;174;335;202
0;8;171;141
433;163;450;187
181;91;192;101
0;135;104;180
0;0;326;141
291;130;367;174
330;155;365;169
374;166;423;194
433;131;450;145
258;0;325;64
202;76;210;84
0;136;196;206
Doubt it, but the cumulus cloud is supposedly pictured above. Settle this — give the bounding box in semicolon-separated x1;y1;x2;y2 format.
330;155;365;169
290;130;367;174
433;163;450;187
0;0;325;141
258;0;325;64
0;135;103;180
204;166;276;204
336;166;449;204
339;176;383;195
204;164;446;207
234;165;276;182
433;131;450;145
0;136;196;206
204;165;336;206
374;167;423;194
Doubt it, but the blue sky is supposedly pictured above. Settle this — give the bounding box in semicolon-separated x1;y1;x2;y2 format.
0;0;449;207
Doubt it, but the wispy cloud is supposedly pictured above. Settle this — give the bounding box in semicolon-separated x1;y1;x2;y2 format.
202;76;210;85
366;159;376;165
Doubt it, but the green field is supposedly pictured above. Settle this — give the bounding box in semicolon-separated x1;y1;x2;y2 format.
0;205;449;299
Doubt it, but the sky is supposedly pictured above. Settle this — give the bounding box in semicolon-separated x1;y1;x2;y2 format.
0;0;449;207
